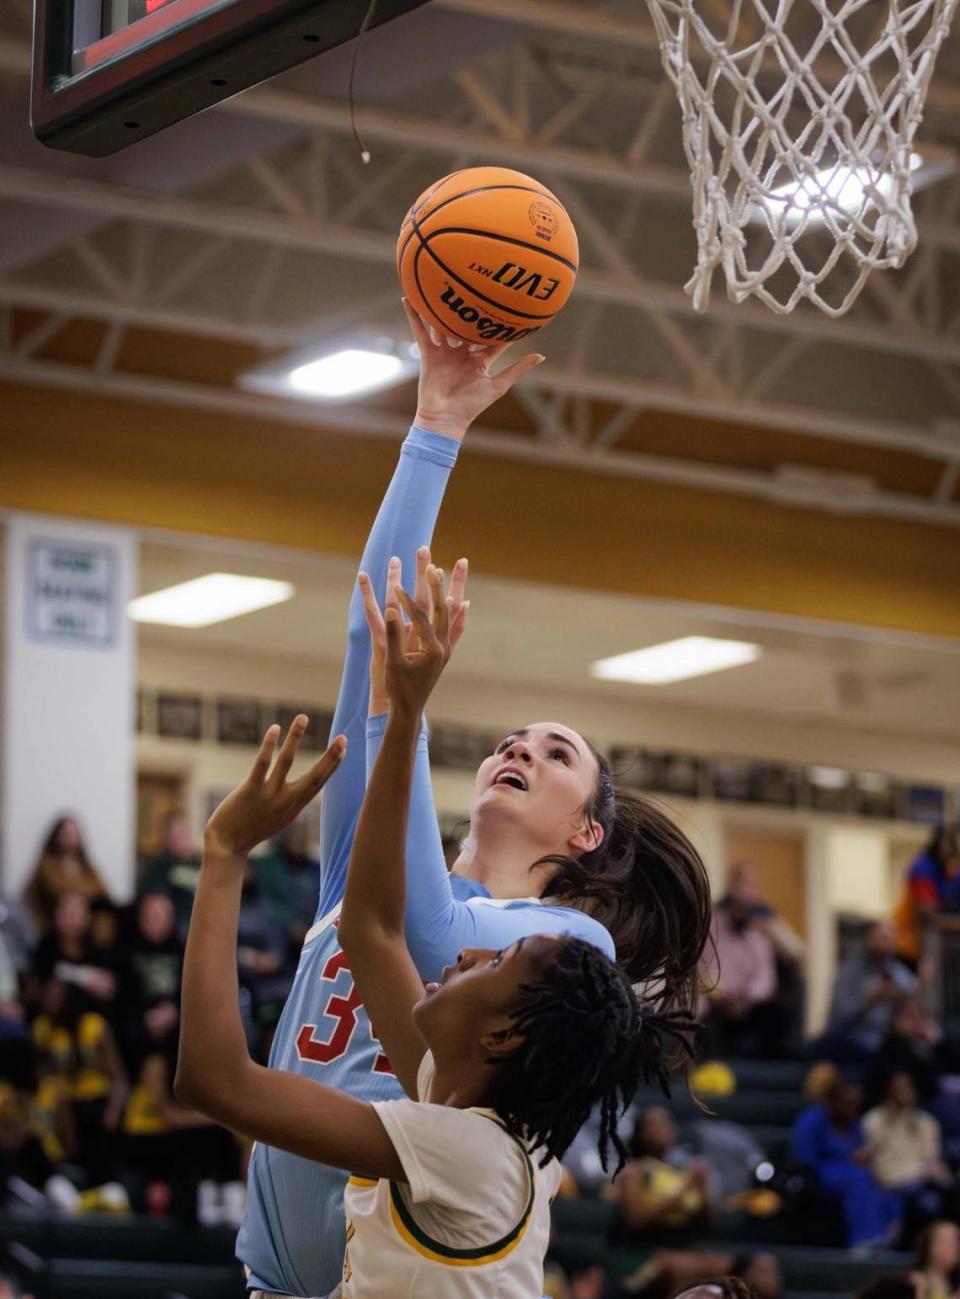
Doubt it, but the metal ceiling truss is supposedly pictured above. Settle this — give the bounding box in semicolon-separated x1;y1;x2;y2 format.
0;5;959;527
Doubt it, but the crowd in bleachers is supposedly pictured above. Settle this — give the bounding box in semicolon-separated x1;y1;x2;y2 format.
542;823;960;1297
1;814;960;1299
0;810;328;1235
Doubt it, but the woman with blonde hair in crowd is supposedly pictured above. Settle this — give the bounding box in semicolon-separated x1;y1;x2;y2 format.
23;816;108;933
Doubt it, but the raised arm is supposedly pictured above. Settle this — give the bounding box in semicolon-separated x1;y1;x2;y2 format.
317;426;459;919
338;571;454;1098
176;723;407;1183
318;304;543;919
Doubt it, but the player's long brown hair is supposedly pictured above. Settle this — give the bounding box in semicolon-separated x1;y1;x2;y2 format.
536;747;712;1012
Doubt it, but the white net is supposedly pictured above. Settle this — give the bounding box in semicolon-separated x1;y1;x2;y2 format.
644;0;959;315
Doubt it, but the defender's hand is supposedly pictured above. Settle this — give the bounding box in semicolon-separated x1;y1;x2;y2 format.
205;718;346;859
383;566;453;718
360;548;468;716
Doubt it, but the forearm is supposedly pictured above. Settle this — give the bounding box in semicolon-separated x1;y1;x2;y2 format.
317;426;459;916
176;845;254;1110
366;717;459;962
341;710;421;948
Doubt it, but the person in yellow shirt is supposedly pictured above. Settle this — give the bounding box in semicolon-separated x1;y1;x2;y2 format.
31;977;127;1183
612;1107;710;1235
121;1042;242;1221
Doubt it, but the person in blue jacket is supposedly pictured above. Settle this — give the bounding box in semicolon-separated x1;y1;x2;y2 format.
237;303;713;1298
791;1075;902;1248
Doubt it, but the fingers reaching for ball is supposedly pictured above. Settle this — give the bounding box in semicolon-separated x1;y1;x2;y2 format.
401;298;480;351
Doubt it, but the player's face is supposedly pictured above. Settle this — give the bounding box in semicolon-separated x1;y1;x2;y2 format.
471;723;602;856
412;934;561;1047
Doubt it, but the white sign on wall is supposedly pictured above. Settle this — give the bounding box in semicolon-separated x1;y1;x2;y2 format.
27;539;117;647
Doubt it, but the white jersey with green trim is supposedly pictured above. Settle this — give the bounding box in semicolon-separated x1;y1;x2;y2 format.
340;1053;560;1299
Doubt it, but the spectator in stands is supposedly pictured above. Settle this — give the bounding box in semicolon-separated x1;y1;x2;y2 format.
237;860;292;1053
0;894;34;1094
732;1253;783;1299
0;894;35;982
0;1078;52;1198
869;998;944;1102
612;1106;711;1236
856;1277;919;1299
869;998;960;1163
825;920;918;1060
120;1039;241;1222
255;815;322;959
126;892;183;1062
701;873;781;1056
29;891;119;1017
23;816;107;934
863;1072;953;1232
31;976;128;1185
913;1221;960;1299
894;826;960;967
729;862;807;1051
142;811;200;939
726;863;806;965
791;1075;902;1248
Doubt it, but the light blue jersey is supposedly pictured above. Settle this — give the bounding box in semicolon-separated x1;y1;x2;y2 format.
237;427;615;1297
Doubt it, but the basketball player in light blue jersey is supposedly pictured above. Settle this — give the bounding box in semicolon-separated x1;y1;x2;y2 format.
238;303;713;1297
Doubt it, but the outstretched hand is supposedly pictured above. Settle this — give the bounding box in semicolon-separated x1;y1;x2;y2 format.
383;565;452;719
205;718;346;859
359;547;468;716
404;299;545;441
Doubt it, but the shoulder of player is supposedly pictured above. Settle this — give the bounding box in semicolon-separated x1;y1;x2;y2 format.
465;895;615;958
386;1099;528;1160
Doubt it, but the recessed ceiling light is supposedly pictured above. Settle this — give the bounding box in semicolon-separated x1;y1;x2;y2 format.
129;573;293;628
240;335;420;403
590;636;761;685
288;348;405;399
761;152;951;228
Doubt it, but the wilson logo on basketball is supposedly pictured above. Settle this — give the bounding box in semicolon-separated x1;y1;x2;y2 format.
528;200;560;241
439;286;536;342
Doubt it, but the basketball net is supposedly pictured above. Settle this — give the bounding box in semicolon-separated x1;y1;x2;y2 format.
643;0;959;315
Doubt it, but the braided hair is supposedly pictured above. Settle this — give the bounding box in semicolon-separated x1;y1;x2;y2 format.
487;935;697;1174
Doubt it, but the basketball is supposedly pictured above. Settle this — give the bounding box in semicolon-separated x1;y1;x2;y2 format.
396;166;579;346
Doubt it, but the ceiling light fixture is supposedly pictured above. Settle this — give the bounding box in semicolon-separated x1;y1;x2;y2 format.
240;334;420;403
759;150;957;229
590;636;762;685
129;573;294;627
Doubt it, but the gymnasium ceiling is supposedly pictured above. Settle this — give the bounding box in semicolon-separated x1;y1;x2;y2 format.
136;538;960;744
1;0;960;534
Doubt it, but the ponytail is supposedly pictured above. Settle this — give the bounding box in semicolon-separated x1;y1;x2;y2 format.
535;749;713;1011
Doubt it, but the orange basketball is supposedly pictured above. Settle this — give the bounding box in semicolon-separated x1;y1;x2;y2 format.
396;166;579;346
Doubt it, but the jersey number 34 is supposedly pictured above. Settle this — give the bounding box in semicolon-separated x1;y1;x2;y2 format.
295;949;393;1075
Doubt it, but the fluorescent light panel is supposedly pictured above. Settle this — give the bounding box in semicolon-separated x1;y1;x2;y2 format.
591;636;761;685
767;153;924;225
289;348;406;399
240;336;420;404
129;573;294;628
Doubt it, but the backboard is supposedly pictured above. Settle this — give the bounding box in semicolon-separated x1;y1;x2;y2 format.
32;0;431;157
